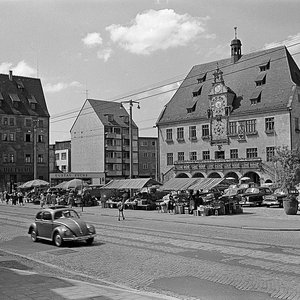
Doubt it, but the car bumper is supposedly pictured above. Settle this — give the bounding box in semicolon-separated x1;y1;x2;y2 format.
263;200;281;206
63;233;96;242
239;201;259;206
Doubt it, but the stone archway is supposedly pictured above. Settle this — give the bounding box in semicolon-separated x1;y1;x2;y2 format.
192;172;205;178
207;172;222;178
242;171;260;185
175;173;189;178
224;172;239;184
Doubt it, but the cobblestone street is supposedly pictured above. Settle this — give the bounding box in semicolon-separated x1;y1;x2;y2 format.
0;203;300;299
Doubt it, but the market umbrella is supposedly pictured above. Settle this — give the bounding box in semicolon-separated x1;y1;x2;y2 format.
240;176;250;181
61;179;88;190
52;181;68;189
18;179;50;189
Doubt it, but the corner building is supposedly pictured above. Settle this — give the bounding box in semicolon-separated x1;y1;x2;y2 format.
156;36;300;184
0;71;49;191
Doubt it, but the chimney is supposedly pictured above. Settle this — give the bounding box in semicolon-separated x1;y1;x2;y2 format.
9;70;13;81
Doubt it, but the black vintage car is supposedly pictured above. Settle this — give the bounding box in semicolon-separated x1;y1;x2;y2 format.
239;187;273;206
28;207;96;247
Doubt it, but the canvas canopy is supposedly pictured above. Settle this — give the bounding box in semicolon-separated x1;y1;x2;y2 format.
101;178;161;190
160;177;227;191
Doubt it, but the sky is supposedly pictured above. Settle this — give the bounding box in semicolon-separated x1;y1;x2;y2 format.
0;0;300;144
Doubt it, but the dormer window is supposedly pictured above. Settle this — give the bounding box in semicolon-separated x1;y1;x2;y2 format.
187;103;196;113
28;95;37;110
16;79;25;90
192;85;202;97
255;73;266;86
259;59;270;72
104;114;114;122
197;73;207;83
250;90;262;105
9;93;21;108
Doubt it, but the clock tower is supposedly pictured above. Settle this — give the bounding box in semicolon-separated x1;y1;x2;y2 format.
208;66;235;144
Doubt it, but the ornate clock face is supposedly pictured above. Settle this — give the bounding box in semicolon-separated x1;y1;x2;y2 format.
212;95;225;115
214;84;222;93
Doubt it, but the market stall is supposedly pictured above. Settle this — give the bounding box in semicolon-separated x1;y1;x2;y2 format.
101;178;162;210
159;177;242;216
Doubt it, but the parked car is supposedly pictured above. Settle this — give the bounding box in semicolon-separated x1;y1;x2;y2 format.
263;188;288;207
28;207;96;247
240;187;273;206
219;187;246;203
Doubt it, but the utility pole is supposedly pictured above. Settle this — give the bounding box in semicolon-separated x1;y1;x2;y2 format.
120;100;140;179
33;120;38;179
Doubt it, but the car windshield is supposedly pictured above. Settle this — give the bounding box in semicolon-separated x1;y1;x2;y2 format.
245;188;259;194
54;210;79;220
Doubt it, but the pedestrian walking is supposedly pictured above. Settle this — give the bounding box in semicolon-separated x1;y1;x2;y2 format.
17;191;24;206
0;191;3;203
50;192;56;206
117;199;125;221
46;192;51;205
11;191;17;205
68;192;74;208
40;192;46;208
167;193;174;213
4;191;9;204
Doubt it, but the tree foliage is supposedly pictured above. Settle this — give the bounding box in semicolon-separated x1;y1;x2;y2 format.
273;146;300;189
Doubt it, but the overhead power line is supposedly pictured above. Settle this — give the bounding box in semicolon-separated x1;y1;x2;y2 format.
50;41;300;129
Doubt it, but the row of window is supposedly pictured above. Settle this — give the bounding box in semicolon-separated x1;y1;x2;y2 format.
142;163;156;170
1;132;45;142
55;153;67;160
0;117;44;127
166;117;276;141
2;153;45;164
166;147;275;165
140;141;156;147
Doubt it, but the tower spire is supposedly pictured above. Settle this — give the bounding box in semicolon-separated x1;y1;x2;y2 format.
230;26;242;63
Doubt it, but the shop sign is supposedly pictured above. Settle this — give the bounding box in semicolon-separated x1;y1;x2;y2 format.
50;172;104;179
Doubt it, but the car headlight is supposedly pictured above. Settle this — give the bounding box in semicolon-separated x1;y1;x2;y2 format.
62;228;73;236
86;224;95;233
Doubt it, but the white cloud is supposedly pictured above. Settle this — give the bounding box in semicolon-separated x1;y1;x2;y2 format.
0;60;36;77
263;33;300;54
97;48;112;62
44;81;82;93
106;9;209;55
82;32;103;47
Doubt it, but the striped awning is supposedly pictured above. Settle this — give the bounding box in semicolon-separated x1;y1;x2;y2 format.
101;178;161;190
188;178;225;191
160;177;226;191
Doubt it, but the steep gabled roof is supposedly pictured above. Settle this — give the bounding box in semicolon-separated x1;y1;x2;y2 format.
157;46;300;125
70;99;138;132
0;73;49;117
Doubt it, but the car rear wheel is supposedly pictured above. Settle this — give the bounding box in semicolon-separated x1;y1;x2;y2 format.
31;230;38;242
54;233;63;247
86;238;94;246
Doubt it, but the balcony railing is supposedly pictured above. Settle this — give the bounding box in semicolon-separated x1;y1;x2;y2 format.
174;157;262;172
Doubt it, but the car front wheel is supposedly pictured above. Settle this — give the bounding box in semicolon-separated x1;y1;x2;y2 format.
86;238;94;245
31;230;38;242
54;233;63;247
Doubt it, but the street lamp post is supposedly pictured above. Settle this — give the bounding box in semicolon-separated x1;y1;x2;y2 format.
33;120;37;179
120;100;140;179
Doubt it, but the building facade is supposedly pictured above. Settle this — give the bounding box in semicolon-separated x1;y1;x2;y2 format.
156;36;300;185
138;137;158;179
0;71;49;191
70;99;139;183
54;140;71;173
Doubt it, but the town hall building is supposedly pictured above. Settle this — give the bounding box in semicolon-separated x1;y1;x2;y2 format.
156;33;300;185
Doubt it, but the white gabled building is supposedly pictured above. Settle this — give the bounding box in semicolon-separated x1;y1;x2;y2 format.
70;99;139;183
